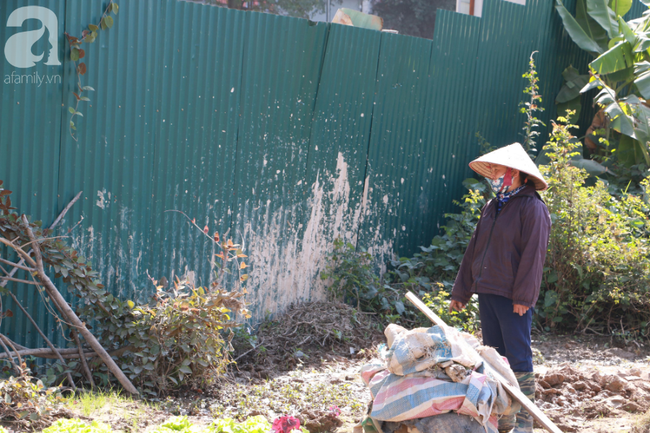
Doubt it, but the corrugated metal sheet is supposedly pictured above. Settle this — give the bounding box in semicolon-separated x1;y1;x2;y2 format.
359;33;433;260
0;0;65;348
228;12;329;311
1;0;645;343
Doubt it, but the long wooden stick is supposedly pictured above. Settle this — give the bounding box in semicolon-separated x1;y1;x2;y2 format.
0;345;131;360
404;292;563;433
21;216;138;395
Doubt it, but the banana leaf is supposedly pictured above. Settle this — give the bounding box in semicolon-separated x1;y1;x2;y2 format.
589;41;634;74
577;0;610;51
617;17;636;44
634;70;650;98
556;0;606;54
556;66;590;103
606;101;636;137
609;0;633;18
587;0;619;38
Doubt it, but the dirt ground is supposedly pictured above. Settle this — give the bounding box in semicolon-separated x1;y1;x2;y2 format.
532;334;650;433
9;302;648;432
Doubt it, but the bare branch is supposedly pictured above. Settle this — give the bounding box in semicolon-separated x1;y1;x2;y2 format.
0;258;35;272
21;215;138;395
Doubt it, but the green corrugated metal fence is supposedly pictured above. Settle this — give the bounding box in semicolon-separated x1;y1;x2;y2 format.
0;0;644;346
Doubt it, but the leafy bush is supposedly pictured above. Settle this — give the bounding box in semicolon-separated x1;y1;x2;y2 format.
151;416;201;433
43;419;112;433
211;416;272;433
320;238;406;323
538;114;650;337
0;374;63;428
384;181;485;333
83;277;250;395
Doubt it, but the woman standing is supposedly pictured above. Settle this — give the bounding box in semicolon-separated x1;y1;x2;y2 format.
449;142;551;433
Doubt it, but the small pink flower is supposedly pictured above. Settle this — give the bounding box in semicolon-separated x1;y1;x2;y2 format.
329;405;341;417
271;415;301;433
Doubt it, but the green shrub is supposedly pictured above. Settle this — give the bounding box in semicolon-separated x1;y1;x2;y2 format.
151;416;201;433
43;419;112;433
384;181;485;333
320;238;382;311
538;114;650;337
210;416;272;433
84;279;250;395
320;238;410;324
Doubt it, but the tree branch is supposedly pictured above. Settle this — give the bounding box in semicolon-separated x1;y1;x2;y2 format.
21;215;138;395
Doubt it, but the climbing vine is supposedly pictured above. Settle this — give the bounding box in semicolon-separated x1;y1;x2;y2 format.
64;1;119;141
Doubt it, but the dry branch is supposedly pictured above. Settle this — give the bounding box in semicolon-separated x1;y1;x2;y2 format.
20;216;138;395
0;345;132;360
0;277;40;285
0;258;34;272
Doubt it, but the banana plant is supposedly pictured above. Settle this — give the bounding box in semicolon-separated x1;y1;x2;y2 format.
555;0;650;167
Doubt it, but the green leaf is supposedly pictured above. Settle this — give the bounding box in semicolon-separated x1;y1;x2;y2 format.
609;0;632;17
589;41;634;74
105;16;114;29
618;134;639;165
571;158;610;175
112;2;119;14
608;35;625;49
80;97;91;102
576;0;610;52
606;102;636;137
617;17;636;45
634;70;650;98
633;35;650;52
544;290;558;307
70;48;80;62
82;86;96;91
179;365;192;374
89;24;99;31
556;1;605;54
604;65;634;82
68;107;76;114
100;18;107;31
556;66;590;103
586;0;618;38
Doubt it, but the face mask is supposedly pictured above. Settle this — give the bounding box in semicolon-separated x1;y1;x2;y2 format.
488;168;513;194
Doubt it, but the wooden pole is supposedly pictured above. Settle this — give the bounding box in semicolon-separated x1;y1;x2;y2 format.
404;291;562;433
20;216;138;395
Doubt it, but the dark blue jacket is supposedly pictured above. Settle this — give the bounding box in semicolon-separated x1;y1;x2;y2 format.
451;184;551;308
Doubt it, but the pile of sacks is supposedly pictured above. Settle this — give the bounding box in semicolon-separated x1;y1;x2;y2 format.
357;324;520;433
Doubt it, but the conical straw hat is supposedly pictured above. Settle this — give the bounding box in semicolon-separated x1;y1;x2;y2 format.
469;142;548;191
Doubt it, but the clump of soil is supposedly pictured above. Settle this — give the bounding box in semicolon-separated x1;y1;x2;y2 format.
535;364;650;432
233;301;384;374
